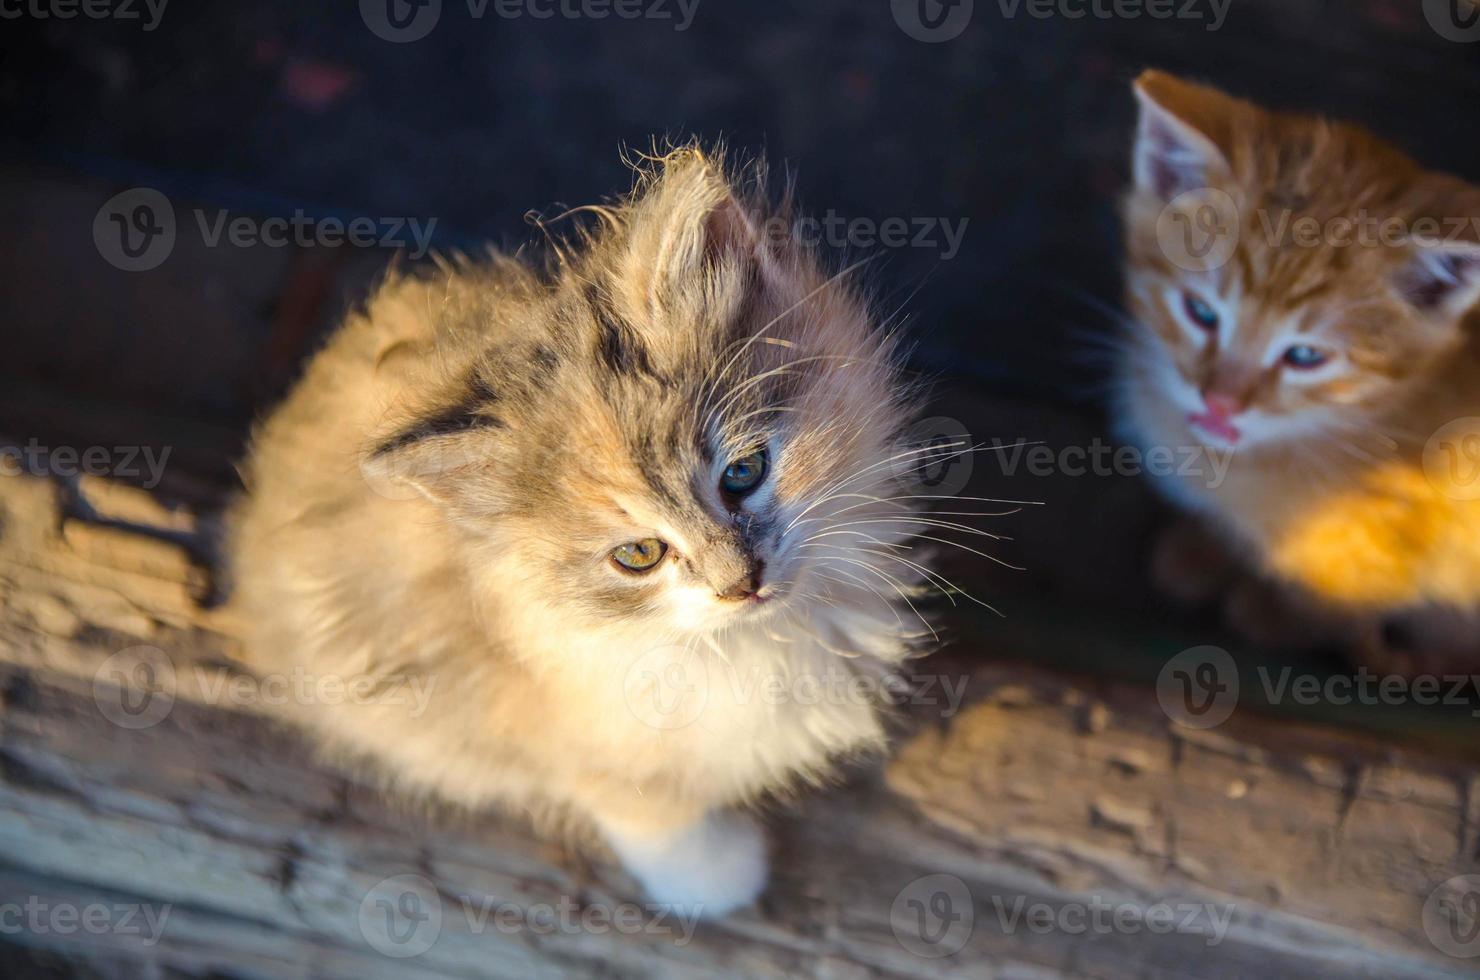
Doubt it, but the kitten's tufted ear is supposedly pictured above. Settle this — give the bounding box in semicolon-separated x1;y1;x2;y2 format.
1393;241;1480;320
621;149;787;315
1132;70;1237;199
359;375;505;503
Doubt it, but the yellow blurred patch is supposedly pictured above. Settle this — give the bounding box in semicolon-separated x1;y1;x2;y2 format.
1267;463;1480;609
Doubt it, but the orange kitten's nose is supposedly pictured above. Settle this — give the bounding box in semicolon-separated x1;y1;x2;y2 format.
1189;394;1243;445
1201;392;1243;419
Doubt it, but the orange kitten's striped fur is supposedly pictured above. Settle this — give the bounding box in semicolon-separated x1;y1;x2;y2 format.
1117;71;1480;669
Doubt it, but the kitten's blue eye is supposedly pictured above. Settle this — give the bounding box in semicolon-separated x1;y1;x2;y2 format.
720;449;768;497
1182;292;1220;331
1283;344;1330;370
611;538;667;573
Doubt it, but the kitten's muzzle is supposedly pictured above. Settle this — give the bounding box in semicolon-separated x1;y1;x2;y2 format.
715;559;765;602
1189;391;1244;445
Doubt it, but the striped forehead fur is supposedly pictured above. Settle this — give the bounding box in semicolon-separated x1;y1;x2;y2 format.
359;147;912;538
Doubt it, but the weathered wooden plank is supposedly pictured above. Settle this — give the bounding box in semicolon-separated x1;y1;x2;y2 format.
1;469;1477;977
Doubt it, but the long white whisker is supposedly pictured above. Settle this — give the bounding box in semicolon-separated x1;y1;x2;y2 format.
857;546;1004;616
702;354;861;434
820;554;937;642
783;440;983;533
697;255;877;417
814;567;907;629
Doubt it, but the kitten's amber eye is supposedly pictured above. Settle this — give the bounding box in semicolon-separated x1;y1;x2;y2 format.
720;449;768;497
1282;344;1330;370
611;538;667;573
1182;293;1219;331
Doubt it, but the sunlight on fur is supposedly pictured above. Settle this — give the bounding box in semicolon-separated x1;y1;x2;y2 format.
229;145;996;916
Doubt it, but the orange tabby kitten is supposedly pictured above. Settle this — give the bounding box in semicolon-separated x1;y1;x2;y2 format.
1117;70;1480;671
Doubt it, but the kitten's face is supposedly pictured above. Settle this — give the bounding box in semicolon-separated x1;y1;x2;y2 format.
369;153;918;640
501;346;904;637
1122;71;1480;452
1129;263;1443;451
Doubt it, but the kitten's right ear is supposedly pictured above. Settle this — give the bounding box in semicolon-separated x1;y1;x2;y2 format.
359;377;504;503
1132;70;1236;199
1393;241;1480;321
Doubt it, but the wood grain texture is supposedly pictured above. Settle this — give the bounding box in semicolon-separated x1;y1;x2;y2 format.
0;471;1477;978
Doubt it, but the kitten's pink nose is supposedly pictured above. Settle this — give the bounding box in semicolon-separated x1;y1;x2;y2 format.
1201;392;1243;419
1189;392;1243;444
717;561;765;602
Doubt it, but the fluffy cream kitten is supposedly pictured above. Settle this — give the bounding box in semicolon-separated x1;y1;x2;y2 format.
230;148;944;915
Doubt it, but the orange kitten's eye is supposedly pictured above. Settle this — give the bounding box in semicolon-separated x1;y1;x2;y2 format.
1282;344;1330;370
611;539;667;573
1182;292;1219;332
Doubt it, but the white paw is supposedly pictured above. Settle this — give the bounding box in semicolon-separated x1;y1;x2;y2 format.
605;811;769;918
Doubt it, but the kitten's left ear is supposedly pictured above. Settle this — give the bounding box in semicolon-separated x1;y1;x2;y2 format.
1132;70;1238;199
1393;242;1480;320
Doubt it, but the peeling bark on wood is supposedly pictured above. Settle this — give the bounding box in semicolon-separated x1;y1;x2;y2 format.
0;471;1476;978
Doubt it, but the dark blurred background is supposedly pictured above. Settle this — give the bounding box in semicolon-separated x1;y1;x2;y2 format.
5;0;1477;438
2;0;1479;738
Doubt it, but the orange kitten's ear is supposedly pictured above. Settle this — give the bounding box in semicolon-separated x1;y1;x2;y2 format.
1393;242;1480;320
1132;70;1237;199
